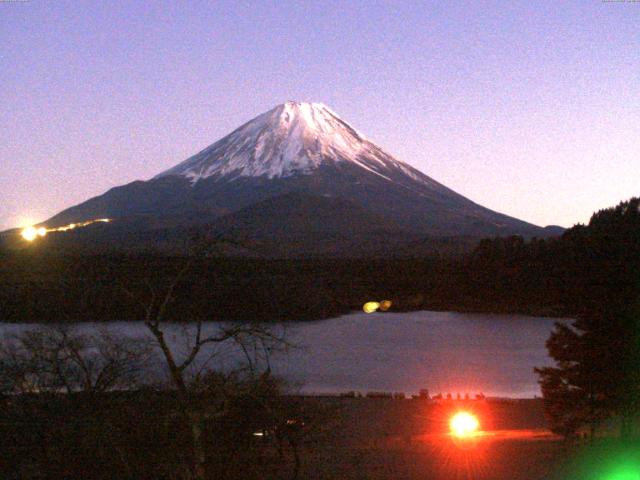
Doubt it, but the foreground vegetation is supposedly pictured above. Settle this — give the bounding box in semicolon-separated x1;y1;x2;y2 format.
0;322;558;480
0;314;302;480
4;373;635;480
0;360;559;480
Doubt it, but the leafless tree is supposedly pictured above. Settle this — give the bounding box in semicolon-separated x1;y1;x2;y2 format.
122;250;291;480
0;324;151;396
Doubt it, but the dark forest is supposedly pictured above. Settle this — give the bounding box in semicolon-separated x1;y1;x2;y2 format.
2;198;638;324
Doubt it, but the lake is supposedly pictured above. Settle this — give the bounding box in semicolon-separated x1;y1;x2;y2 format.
0;311;568;398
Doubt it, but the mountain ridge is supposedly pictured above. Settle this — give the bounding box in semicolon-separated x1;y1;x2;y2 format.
19;101;561;255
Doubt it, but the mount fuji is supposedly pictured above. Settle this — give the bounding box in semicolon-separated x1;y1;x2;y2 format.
40;101;558;255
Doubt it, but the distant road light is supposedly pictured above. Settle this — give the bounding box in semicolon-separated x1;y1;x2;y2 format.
363;301;380;313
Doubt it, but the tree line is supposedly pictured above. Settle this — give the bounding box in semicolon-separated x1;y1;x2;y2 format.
1;202;637;324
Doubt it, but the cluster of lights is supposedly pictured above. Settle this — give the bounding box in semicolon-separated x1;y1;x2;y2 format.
20;226;48;241
21;218;111;242
362;300;392;313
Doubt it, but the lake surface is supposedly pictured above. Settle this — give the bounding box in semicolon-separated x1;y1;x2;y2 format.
0;311;568;398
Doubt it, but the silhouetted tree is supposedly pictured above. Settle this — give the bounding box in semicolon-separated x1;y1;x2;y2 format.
535;322;609;440
0;324;150;396
122;239;290;480
537;198;640;441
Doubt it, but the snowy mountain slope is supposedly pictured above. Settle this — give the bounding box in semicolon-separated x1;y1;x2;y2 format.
154;101;438;188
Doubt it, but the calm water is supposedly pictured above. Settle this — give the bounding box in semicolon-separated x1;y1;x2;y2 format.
0;311;568;398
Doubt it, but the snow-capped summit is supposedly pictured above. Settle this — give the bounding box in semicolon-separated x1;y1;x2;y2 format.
155;101;426;185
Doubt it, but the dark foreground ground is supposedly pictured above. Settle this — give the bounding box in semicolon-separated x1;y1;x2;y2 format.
294;437;561;480
6;394;632;479
244;397;566;480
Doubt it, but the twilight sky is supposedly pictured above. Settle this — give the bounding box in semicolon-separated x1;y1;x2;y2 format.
1;1;638;230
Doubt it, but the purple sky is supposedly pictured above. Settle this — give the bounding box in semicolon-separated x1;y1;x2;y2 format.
1;1;638;230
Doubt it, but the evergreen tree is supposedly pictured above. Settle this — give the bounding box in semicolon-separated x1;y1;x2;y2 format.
536;198;640;440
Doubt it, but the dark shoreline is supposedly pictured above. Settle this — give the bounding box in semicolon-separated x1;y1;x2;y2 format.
0;251;575;323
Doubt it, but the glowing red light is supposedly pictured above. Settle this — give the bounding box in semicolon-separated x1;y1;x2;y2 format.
450;411;479;438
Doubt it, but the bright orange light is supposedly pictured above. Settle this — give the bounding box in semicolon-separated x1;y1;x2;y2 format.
21;226;38;241
450;412;479;438
379;300;392;311
19;218;112;242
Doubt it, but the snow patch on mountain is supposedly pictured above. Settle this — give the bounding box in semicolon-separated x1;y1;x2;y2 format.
154;101;436;188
